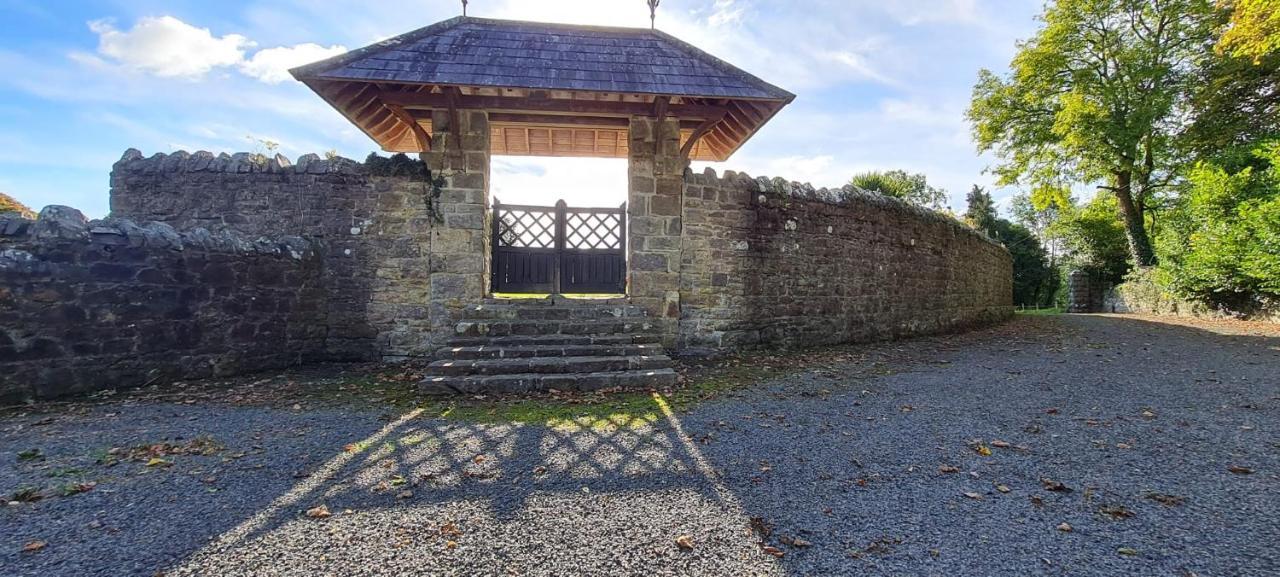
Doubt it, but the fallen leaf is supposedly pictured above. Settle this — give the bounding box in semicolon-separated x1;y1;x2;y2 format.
1145;492;1185;506
996;484;1011;493
440;522;462;537
675;535;695;550
445;540;458;549
1117;547;1139;556
396;490;413;499
17;448;43;461
761;545;785;558
790;538;812;548
1141;410;1156;418
145;457;172;468
749;516;772;538
974;445;992;456
1057;522;1072;532
1100;505;1134;519
963;492;984;500
1041;478;1072;492
305;505;332;519
939;465;959;473
1115;443;1132;449
22;540;46;553
990;440;1011;448
1228;465;1254;475
1045;408;1059;415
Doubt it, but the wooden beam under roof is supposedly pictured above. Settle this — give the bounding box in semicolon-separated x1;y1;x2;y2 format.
380;91;728;121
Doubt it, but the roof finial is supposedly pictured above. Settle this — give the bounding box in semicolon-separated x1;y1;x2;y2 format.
648;0;660;29
462;0;468;16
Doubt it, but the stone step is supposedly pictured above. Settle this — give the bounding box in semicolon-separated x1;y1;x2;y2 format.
435;342;664;360
454;319;658;338
425;355;672;377
419;368;678;395
446;334;662;348
460;303;648;321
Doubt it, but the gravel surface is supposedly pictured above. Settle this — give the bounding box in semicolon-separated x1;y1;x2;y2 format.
2;314;1277;576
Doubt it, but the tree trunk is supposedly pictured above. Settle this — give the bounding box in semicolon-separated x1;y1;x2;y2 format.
1112;171;1156;267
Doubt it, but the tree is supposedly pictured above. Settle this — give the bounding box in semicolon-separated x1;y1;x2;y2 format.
963;187;1056;306
1156;140;1280;304
0;193;35;219
1049;193;1133;284
968;0;1219;267
849;170;948;209
964;185;999;232
1217;0;1280;62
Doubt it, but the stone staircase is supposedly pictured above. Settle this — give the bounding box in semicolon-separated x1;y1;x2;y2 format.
418;297;677;394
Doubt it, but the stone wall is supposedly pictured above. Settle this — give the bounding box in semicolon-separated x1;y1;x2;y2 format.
0;207;325;402
678;169;1013;352
109;150;436;359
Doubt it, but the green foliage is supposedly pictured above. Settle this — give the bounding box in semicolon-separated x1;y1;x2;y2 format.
964;185;999;232
964;187;1057;306
1217;0;1280;62
0;192;35;218
996;219;1058;307
1048;193;1132;284
1183;48;1280;157
849;170;948;209
1155;141;1280;304
968;0;1219;266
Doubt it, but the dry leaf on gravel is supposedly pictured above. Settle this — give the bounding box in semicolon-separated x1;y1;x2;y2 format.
1041;478;1072;492
963;492;984;500
305;505;332;519
996;484;1011;493
1057;522;1073;532
1228;465;1254;475
990;440;1011;448
675;535;695;550
22;540;46;553
973;444;992;456
1145;493;1185;506
761;545;785;558
939;465;959;473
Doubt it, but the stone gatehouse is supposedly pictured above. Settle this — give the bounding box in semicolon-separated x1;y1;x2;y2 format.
0;17;1012;402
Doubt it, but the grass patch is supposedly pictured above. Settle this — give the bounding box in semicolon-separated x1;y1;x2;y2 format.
425;363;784;431
1016;307;1063;316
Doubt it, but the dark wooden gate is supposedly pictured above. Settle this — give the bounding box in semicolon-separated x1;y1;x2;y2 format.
491;199;627;294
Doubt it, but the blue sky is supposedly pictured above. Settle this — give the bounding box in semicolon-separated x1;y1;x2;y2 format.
0;0;1044;217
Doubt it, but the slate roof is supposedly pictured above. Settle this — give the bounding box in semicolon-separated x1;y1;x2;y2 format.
291;16;793;101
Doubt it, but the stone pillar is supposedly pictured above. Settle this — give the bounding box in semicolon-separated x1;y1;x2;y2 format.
421;109;490;347
628;116;686;348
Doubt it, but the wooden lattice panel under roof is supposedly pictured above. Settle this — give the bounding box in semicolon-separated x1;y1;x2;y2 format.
291;16;793;161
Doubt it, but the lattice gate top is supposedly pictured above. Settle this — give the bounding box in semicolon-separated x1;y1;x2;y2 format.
491;199;627;294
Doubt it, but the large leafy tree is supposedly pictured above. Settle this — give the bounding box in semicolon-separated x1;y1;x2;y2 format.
968;0;1219;267
849;170;948;209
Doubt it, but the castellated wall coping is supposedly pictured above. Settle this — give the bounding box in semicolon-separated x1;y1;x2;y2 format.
683;166;1006;251
113;148;367;176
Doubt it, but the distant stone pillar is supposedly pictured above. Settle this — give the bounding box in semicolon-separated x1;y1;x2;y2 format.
421;109;490;348
628;116;686;347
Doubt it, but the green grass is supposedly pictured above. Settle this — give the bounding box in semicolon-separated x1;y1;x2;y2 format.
424;364;783;431
1016;307;1063;316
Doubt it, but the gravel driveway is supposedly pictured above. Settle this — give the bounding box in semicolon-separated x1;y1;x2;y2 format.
2;314;1277;576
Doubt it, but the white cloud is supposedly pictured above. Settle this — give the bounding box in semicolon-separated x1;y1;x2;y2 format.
240;43;347;84
89;16;252;79
88;16;346;85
